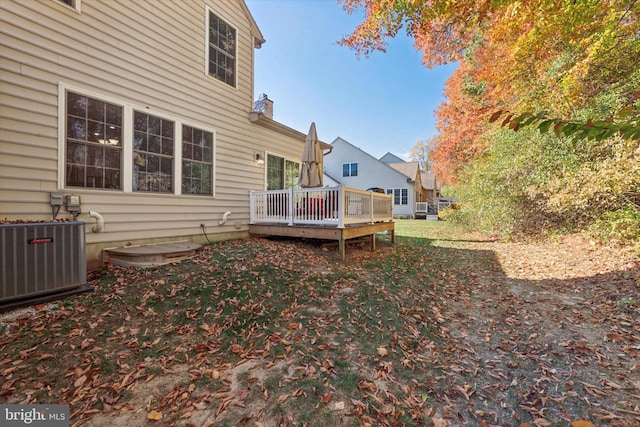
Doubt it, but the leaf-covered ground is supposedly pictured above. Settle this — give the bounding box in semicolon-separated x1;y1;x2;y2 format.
1;221;638;427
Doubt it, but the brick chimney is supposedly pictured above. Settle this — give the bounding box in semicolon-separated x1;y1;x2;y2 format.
253;93;273;119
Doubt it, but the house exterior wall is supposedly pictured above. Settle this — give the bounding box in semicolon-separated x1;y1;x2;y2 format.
324;137;416;218
0;0;305;266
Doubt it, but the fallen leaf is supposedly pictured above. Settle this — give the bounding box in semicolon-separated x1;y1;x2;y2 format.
147;410;162;421
571;421;596;427
433;418;447;427
377;346;388;356
74;375;87;387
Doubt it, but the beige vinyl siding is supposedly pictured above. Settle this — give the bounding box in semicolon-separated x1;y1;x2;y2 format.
0;0;304;265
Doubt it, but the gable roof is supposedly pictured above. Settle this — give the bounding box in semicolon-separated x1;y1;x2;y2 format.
387;161;420;181
329;137;416;185
331;137;387;165
421;171;438;190
379;152;405;164
239;0;266;48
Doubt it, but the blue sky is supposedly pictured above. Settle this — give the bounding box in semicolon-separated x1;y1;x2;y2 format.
245;0;457;160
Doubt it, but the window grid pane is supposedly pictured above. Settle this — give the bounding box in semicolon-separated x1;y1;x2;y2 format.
133;112;174;193
208;12;236;87
65;91;122;189
182;125;213;195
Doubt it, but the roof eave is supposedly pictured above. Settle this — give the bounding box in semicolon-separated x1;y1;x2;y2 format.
248;112;332;152
239;0;266;48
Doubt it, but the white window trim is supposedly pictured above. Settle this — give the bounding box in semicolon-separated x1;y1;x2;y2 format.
386;188;409;206
342;162;358;177
54;0;81;13
57;83;216;197
180;120;217;197
204;5;239;90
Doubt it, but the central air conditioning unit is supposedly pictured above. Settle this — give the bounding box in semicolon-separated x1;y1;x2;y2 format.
1;221;87;308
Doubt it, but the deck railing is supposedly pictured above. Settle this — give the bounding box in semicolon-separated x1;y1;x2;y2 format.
249;185;393;228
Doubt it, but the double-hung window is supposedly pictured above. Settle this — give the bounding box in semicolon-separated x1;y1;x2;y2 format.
208;12;236;87
66;92;122;189
64;89;215;196
182;125;214;195
386;188;408;205
133;112;174;193
342;162;358;177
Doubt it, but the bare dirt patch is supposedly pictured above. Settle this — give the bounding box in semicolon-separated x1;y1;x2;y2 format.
435;232;640;426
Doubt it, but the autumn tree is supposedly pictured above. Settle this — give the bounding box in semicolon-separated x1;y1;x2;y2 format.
409;135;437;171
340;0;640;243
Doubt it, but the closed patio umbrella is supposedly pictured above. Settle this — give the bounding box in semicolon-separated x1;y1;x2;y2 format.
298;122;323;188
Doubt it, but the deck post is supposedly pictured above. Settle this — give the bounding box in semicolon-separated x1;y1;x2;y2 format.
370;233;376;251
337;185;345;229
369;192;374;224
249;190;255;224
339;235;346;260
287;187;294;226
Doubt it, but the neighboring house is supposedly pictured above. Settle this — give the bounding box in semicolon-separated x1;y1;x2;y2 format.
379;152;405;164
323;137;415;218
324;138;441;218
323;171;341;187
381;152;441;211
420;171;440;205
0;0;320;266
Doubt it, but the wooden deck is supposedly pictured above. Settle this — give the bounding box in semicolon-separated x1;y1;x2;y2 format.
249;221;394;260
249;186;395;259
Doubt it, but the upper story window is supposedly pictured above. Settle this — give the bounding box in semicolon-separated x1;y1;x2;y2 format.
66;92;122;189
182;125;214;195
208;12;236;87
133;112;174;193
342;162;358;177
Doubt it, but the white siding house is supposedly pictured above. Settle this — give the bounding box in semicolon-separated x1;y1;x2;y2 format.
324;137;417;218
0;0;312;266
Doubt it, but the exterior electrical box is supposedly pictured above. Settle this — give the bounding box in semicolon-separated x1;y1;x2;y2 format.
0;221;87;304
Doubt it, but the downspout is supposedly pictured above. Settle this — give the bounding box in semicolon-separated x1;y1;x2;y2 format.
88;211;104;233
219;211;232;226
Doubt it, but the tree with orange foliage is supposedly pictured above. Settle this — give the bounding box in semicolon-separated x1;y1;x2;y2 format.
431;64;490;184
339;0;640;182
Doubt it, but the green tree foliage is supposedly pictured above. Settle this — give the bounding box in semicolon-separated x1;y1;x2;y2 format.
340;0;640;244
